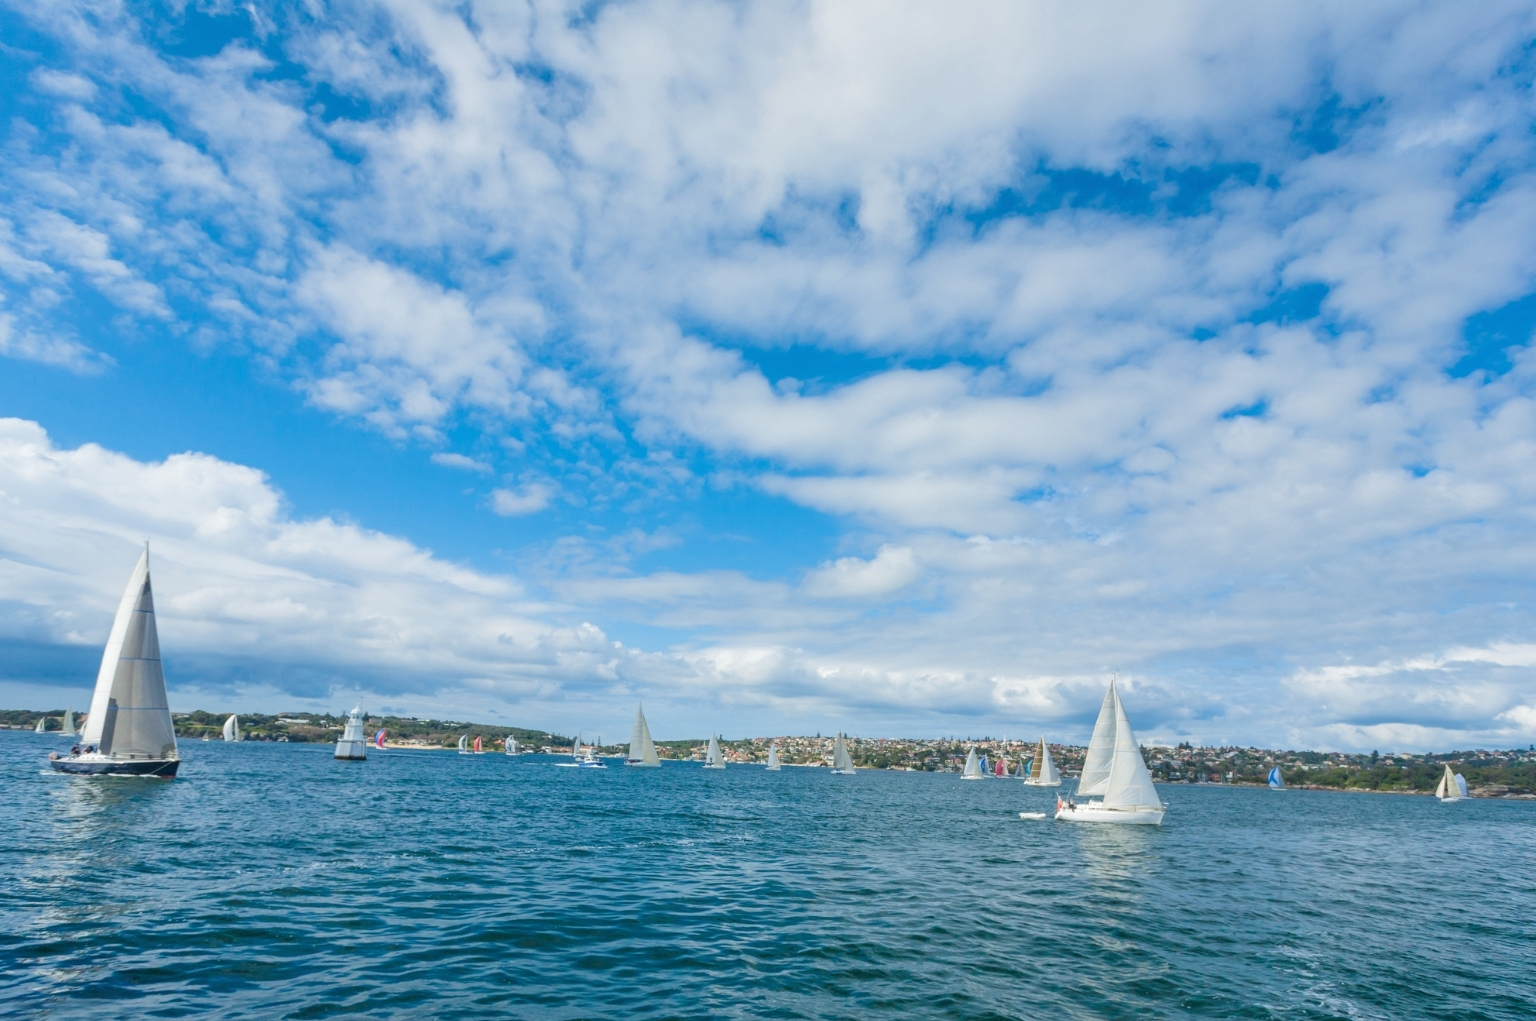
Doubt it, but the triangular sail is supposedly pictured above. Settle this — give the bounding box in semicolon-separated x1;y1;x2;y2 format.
705;732;722;766
629;705;660;765
1268;766;1283;789
34;717;46;734
62;708;76;736
1435;765;1452;799
459;734;468;752
767;743;781;769
1101;687;1161;811
1455;773;1469;799
832;733;853;771
962;746;980;777
1077;682;1118;797
79;547;178;761
223;714;240;742
1038;740;1059;783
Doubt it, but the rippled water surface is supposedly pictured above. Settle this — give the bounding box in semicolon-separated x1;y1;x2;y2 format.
2;731;1533;1020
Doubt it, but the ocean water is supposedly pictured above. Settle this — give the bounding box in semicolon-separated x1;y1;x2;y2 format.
1;732;1532;1021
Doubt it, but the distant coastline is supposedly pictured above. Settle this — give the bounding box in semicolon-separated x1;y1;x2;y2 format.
7;707;1532;797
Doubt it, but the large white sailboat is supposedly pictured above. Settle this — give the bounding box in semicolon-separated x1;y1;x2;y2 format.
627;705;661;767
1434;764;1468;802
961;746;984;779
831;733;856;775
766;743;781;770
703;732;726;769
50;545;181;777
1023;736;1061;786
335;705;368;760
1056;678;1165;825
223;714;241;742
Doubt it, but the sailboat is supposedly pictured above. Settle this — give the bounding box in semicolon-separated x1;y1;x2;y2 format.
703;732;726;769
1056;677;1165;825
1434;764;1468;802
34;716;47;734
504;734;518;755
994;756;1006;777
335;705;368;760
766;743;781;770
374;728;387;750
1023;737;1061;786
223;714;241;742
831;733;856;775
1267;766;1284;789
61;708;76;737
559;733;606;767
627;705;661;767
961;746;984;779
1015;756;1027;779
458;734;471;755
49;545;180;777
474;736;483;754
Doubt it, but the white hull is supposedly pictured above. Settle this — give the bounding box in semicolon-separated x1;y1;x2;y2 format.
1055;802;1163;826
626;760;660;768
703;763;726;770
1438;796;1463;803
766;765;781;771
961;774;985;780
1022;777;1062;787
334;740;367;760
831;767;856;775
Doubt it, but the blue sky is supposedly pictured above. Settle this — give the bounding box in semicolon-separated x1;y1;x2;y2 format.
4;1;1536;750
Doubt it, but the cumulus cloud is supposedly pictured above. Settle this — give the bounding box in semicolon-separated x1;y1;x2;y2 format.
4;3;1536;745
490;482;554;516
803;545;919;599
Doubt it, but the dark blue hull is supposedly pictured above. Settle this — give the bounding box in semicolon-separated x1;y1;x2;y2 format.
49;757;179;778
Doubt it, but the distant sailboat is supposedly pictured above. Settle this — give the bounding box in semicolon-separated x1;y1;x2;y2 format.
766;743;781;770
1435;764;1468;802
473;735;483;754
557;733;606;768
335;705;368;760
1015;756;1027;779
504;734;518;755
458;734;471;755
627;705;661;767
34;716;46;734
962;746;984;779
979;754;990;775
50;544;180;777
61;708;76;737
1023;737;1061;786
223;714;241;742
994;756;1006;777
374;728;387;749
1056;677;1165;825
703;732;726;769
1267;766;1285;789
831;733;856;775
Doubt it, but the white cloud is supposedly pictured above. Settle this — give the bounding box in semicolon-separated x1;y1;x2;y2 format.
430;452;492;473
803;545;919;599
490;482;553;516
5;3;1536;746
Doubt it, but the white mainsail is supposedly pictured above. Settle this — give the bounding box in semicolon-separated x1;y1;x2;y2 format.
61;708;76;736
505;734;518;755
1101;688;1162;812
832;733;855;774
34;716;46;734
79;546;179;763
962;746;983;779
1435;764;1463;801
1025;736;1061;785
628;705;660;767
222;714;241;742
1076;681;1120;797
766;743;781;770
704;732;725;768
